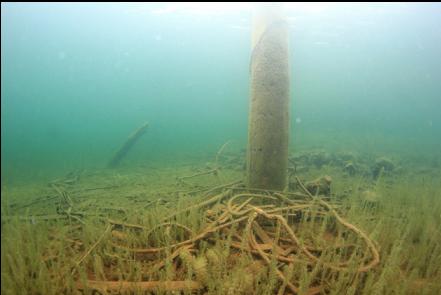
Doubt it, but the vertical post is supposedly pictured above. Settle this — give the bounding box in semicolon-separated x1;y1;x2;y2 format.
247;4;290;190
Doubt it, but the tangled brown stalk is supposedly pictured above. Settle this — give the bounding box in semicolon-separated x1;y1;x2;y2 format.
29;143;380;294
74;176;379;294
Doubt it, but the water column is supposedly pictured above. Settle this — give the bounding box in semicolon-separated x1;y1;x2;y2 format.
247;4;291;190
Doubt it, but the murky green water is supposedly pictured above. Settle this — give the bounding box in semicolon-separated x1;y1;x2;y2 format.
2;3;440;184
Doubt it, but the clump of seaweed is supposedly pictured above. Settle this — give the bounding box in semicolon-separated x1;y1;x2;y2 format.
1;147;440;294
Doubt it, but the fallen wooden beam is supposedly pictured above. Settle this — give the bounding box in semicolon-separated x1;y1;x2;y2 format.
76;280;203;293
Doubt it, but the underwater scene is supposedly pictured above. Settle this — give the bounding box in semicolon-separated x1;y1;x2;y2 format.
1;2;441;295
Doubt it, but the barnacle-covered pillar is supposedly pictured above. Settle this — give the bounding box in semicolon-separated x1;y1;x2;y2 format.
247;4;290;190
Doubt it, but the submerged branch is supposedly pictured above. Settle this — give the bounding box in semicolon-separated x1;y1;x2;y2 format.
108;122;149;168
